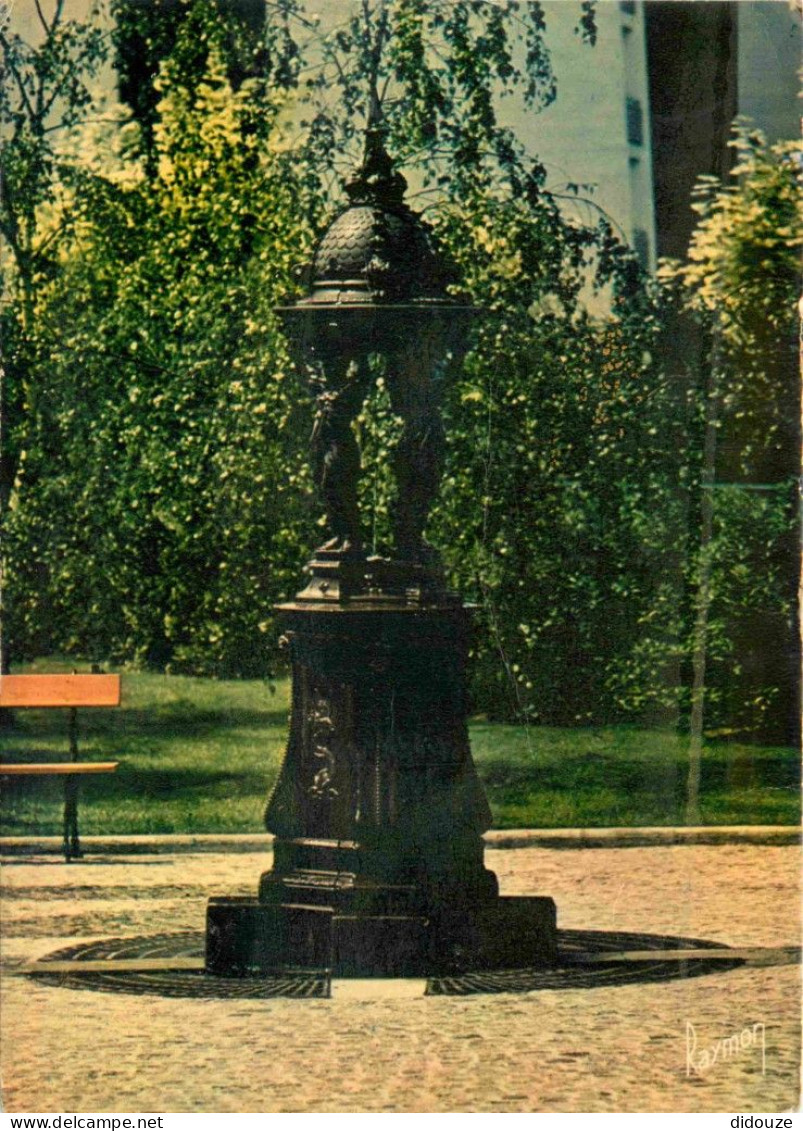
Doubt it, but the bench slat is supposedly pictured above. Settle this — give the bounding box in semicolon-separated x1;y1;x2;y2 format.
0;674;121;708
0;763;119;775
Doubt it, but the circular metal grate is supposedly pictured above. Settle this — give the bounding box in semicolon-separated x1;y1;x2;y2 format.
28;928;744;999
31;932;329;999
426;929;744;995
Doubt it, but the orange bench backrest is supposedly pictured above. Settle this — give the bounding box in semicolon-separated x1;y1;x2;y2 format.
0;674;121;708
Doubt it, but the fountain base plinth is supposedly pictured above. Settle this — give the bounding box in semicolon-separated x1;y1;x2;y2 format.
205;590;557;978
205;893;556;977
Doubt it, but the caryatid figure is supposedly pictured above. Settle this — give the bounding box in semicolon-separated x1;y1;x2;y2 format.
281;129;475;570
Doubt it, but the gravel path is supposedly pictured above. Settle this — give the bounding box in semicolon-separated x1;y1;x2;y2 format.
1;843;799;1113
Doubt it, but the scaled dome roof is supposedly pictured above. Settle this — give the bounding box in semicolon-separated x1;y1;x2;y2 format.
300;131;455;307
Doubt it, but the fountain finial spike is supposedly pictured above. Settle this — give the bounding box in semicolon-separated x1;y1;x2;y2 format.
345;124;407;207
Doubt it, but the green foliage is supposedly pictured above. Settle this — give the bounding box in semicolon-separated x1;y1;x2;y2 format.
347;160;678;724
660;128;801;740
671;130;801;343
5;2;321;676
111;0;270;171
0;3;107;282
0;1;110;685
0;2;108;481
6;0;657;718
664;129;801;481
281;0;597;199
433;224;678;723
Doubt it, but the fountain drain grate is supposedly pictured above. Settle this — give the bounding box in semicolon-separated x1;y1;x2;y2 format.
26;928;748;999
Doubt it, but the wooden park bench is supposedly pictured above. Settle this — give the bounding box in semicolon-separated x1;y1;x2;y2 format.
0;674;121;861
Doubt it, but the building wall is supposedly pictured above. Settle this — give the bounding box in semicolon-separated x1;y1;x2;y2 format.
646;1;738;261
738;0;801;143
646;0;800;262
503;0;657;270
519;0;799;266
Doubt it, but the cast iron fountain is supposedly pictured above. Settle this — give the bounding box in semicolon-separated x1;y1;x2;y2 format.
205;130;557;977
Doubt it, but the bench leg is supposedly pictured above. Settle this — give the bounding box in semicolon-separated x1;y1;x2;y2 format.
63;777;82;862
64;706;83;862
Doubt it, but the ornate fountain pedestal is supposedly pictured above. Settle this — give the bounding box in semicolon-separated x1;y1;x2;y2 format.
206;562;556;977
204;128;557;978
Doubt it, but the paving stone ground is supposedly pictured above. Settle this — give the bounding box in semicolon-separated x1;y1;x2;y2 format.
0;842;799;1113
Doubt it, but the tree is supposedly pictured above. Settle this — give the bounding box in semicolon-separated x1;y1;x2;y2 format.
0;0;107;686
660;128;801;747
4;1;319;674
0;1;107;328
271;0;595;195
111;0;268;173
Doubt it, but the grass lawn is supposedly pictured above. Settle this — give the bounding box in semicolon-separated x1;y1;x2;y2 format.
1;659;799;835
